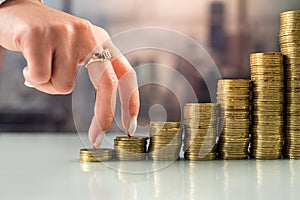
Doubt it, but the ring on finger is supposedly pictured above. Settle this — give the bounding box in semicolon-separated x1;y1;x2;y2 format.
86;49;113;67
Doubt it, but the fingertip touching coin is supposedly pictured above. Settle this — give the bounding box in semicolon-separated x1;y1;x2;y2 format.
87;26;140;149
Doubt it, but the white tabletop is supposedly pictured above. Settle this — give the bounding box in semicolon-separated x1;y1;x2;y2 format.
0;133;299;200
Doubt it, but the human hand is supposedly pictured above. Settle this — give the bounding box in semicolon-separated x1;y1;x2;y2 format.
0;0;139;147
0;0;97;93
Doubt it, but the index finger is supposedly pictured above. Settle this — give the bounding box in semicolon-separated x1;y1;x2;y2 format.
93;26;139;136
111;52;140;136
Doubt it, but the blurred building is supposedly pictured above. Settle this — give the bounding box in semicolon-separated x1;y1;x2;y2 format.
0;0;299;132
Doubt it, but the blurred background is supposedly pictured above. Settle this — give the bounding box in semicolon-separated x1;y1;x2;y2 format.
0;0;299;133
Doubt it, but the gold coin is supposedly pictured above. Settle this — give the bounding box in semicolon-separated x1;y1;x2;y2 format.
150;121;181;128
79;148;114;162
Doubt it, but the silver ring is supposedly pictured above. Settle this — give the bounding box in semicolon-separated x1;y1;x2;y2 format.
86;49;113;67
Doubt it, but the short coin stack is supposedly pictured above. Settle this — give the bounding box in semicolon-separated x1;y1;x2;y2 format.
114;136;148;161
183;103;217;161
250;53;284;159
280;10;300;159
217;79;251;159
80;148;114;162
148;122;182;161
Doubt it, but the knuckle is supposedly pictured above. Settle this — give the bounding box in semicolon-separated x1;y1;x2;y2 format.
98;27;110;39
102;70;118;88
29;71;50;84
30;25;45;36
15;24;45;47
93;26;110;42
49;22;75;38
120;68;137;81
100;117;114;131
54;81;75;94
53;23;70;36
74;19;92;32
128;69;137;78
27;25;46;38
71;19;95;41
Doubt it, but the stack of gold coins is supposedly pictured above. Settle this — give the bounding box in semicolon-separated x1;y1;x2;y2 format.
114;136;148;161
280;10;300;159
148;122;182;161
183;103;217;161
217;79;251;159
250;52;284;159
80;148;114;162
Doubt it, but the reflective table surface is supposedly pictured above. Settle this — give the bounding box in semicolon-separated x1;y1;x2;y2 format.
0;133;299;200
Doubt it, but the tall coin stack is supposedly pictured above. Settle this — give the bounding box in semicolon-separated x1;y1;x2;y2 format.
114;136;148;161
280;10;300;159
250;53;284;159
217;79;251;159
183;103;217;161
148;122;182;161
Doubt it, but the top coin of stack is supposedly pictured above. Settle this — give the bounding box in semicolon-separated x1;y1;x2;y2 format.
114;136;148;161
280;10;300;159
183;103;217;161
250;52;284;159
217;79;251;159
80;148;114;162
148;122;182;161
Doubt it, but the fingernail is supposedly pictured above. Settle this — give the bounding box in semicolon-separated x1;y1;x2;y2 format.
128;117;137;137
24;81;34;88
93;132;105;149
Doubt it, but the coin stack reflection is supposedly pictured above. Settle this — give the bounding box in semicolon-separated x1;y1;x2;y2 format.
148;122;182;161
183;103;217;161
217;79;251;159
114;136;148;161
185;162;219;199
250;53;284;159
280;10;300;159
151;162;183;199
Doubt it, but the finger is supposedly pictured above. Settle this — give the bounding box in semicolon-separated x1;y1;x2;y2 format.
85;46;107;88
108;44;139;136
23;66;58;94
87;60;118;147
50;46;77;94
22;37;52;84
23;47;77;95
92;26;139;135
88;116;105;149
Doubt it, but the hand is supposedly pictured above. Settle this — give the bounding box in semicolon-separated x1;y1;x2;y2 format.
0;0;139;147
